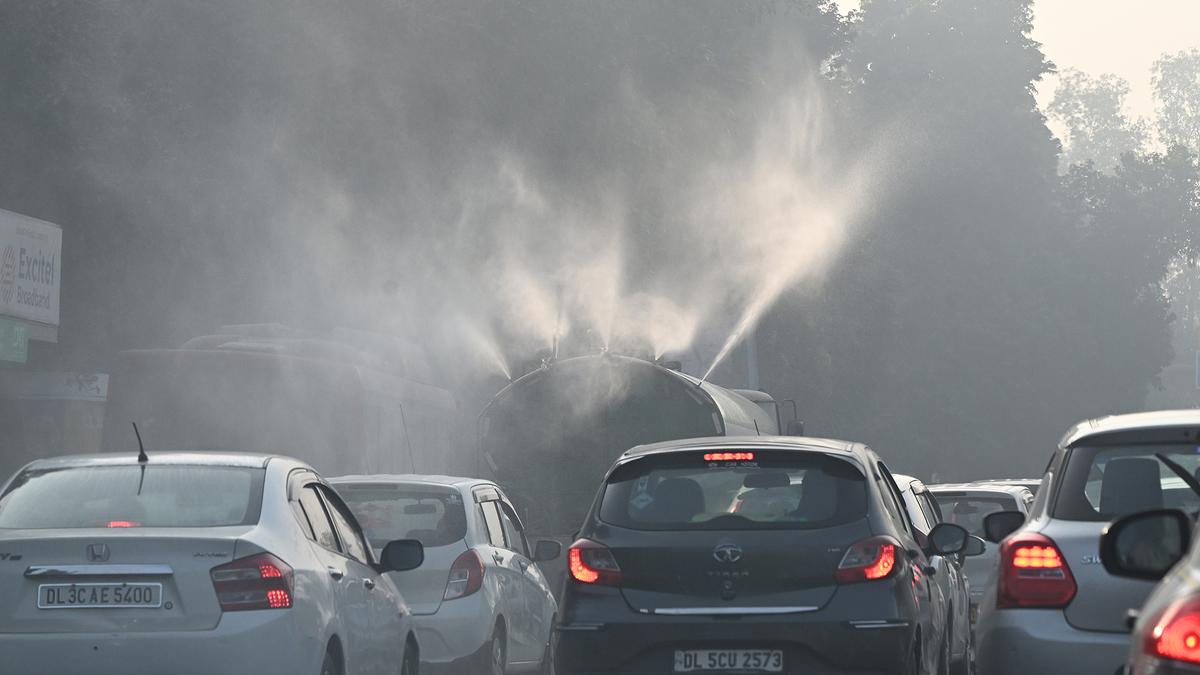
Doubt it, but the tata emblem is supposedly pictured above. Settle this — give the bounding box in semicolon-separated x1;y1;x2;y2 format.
87;544;110;562
713;543;743;564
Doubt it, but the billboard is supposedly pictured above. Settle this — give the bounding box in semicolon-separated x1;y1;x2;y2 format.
0;209;61;328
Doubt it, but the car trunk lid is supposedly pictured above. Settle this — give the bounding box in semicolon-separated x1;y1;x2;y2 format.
1043;520;1157;633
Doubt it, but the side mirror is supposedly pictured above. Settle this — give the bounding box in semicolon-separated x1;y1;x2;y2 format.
983;511;1026;543
785;420;806;436
533;539;562;562
928;522;969;556
1100;509;1192;581
963;536;986;557
380;539;425;573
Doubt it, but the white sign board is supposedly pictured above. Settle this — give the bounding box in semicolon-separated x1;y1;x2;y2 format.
0;209;62;327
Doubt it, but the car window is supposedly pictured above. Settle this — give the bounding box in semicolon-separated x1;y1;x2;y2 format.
875;463;911;534
498;501;529;557
1055;445;1200;521
338;484;468;550
318;486;371;564
298;485;340;552
917;492;941;527
0;465;264;529
920;492;943;524
479;500;507;548
932;494;1016;538
600;450;867;531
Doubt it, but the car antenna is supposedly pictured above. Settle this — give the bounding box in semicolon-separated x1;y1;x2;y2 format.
132;422;148;463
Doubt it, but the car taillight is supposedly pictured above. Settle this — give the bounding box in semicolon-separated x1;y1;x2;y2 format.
1146;596;1200;665
210;552;293;611
996;533;1075;609
444;549;485;601
836;536;900;583
568;539;622;586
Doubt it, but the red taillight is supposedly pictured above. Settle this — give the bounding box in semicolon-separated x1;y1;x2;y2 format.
443;549;485;601
703;452;755;462
997;533;1075;609
106;521;141;528
836;536;900;583
1147;596;1200;665
210;552;293;611
568;539;622;586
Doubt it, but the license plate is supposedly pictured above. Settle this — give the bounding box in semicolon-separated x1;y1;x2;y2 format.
38;583;162;609
674;650;784;672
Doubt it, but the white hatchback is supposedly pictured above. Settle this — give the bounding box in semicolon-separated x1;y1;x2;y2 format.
0;452;425;675
332;475;560;675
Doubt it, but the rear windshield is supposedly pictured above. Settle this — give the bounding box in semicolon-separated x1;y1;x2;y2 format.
1055;445;1200;521
0;465;264;529
931;494;1018;538
600;450;867;531
337;484;467;548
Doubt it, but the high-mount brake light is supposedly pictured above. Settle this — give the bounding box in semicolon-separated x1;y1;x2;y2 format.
703;452;755;462
1147;596;1200;665
106;521;141;528
568;539;622;586
836;536;899;583
997;533;1075;608
210;552;294;611
444;549;485;601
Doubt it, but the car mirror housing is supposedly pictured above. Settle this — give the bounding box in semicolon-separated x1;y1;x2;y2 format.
380;539;424;573
963;535;986;557
533;539;562;562
983;510;1026;543
928;522;969;556
1100;508;1191;581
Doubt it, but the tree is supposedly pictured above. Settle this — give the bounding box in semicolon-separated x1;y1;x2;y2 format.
1048;69;1148;171
1153;49;1200;152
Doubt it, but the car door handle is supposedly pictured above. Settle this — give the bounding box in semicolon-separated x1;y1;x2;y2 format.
363;578;376;591
517;559;529;572
493;553;505;565
327;566;345;580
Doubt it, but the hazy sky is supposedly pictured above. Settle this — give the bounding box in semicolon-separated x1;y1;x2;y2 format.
839;1;1200;128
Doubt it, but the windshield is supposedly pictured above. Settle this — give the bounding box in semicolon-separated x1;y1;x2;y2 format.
931;494;1018;538
600;450;867;531
337;484;468;549
1055;445;1200;521
0;465;264;529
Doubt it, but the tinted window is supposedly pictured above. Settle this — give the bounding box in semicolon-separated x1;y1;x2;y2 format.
600;451;867;531
1055;445;1200;521
339;485;468;549
298;485;340;551
320;487;370;564
875;466;910;533
933;494;1019;537
480;501;506;547
498;502;529;556
0;465;263;529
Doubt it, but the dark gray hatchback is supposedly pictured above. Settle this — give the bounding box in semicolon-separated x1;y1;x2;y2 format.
555;437;974;675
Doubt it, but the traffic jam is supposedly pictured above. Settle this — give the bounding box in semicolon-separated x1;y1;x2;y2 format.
5;349;1200;675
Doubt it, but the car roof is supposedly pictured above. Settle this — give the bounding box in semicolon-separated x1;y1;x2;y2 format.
1061;409;1200;448
621;435;860;459
927;482;1031;497
328;474;491;489
20;451;274;470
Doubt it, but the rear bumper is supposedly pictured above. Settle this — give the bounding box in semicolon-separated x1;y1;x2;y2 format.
412;593;494;665
976;608;1128;675
0;610;317;675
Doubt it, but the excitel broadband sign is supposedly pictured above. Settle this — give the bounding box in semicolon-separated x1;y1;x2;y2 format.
0;209;62;327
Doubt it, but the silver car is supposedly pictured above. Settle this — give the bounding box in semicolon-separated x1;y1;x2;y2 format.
332;475;560;675
976;410;1200;675
894;474;979;675
0;452;425;675
929;483;1035;621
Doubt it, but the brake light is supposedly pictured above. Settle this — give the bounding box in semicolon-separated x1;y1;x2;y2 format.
997;533;1075;608
836;536;899;583
703;452;755;462
210;552;293;611
1147;596;1200;665
444;549;485;601
106;521;141;528
568;539;622;586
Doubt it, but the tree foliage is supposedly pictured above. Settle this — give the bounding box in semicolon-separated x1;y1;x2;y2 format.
1048;69;1148;171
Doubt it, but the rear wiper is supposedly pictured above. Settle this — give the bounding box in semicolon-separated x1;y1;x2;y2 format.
1155;453;1200;499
